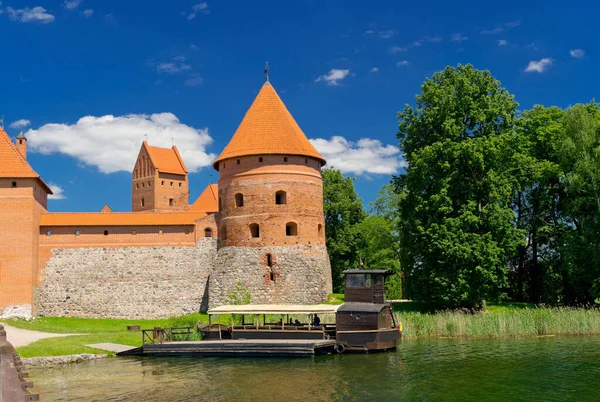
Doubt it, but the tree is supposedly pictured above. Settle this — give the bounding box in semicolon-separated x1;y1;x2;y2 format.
394;64;523;308
322;167;365;292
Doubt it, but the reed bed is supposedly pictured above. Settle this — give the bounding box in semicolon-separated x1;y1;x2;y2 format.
395;307;600;340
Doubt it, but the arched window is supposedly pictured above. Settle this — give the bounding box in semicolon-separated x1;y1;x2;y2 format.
235;193;244;208
132;230;137;235
318;224;323;237
204;228;213;238
286;222;297;236
169;198;174;206
275;191;287;205
104;230;109;236
158;229;164;235
141;198;145;207
46;230;51;236
249;223;260;238
220;225;227;240
75;230;80;236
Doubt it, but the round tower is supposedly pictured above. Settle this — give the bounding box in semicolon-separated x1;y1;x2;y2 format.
209;80;332;307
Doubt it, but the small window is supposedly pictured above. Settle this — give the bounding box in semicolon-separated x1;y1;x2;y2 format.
266;253;273;267
237;159;240;165
275;190;287;205
249;223;260;238
347;274;366;288
185;229;191;235
305;158;308;164
179;183;182;188
170;182;173;187
132;230;137;235
259;157;263;163
283;157;288;162
148;181;151;187
204;228;213;238
19;139;23;145
46;231;51;236
104;230;109;236
318;224;323;237
161;181;165;185
169;198;174;206
136;183;139;189
158;229;164;235
11;181;17;188
286;222;297;236
270;271;276;283
75;230;80;236
235;193;244;208
142;183;145;188
141;198;145;207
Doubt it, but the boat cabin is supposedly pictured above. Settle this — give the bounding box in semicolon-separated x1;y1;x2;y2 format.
343;269;394;304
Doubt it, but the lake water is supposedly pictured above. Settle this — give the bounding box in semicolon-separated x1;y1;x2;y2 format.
30;336;600;401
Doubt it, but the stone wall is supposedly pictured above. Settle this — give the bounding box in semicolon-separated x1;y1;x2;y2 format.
209;245;332;308
34;238;217;318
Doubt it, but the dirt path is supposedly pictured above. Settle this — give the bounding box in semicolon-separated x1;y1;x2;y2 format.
0;322;80;348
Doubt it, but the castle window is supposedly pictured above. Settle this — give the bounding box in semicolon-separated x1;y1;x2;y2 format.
132;230;137;235
204;228;213;238
159;229;164;235
275;191;287;205
19;139;23;145
148;181;151;187
141;198;145;207
237;159;240;165
259;157;263;163
136;183;139;189
185;229;191;235
161;181;165;185
235;193;244;208
266;253;273;267
305;158;308;164
169;198;174;206
249;223;260;238
283;157;288;162
170;182;173;187
75;230;80;236
270;271;277;283
179;183;182;188
46;231;51;236
318;224;323;237
220;225;227;240
104;230;109;236
142;182;145;188
11;181;17;188
286;222;298;236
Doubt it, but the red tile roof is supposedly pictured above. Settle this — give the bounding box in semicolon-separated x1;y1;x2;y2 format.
189;183;218;213
0;127;53;193
144;141;187;175
213;82;325;170
40;212;207;227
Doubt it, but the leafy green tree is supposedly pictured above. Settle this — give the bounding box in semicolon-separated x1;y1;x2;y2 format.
556;102;600;304
322;167;365;292
394;64;523;308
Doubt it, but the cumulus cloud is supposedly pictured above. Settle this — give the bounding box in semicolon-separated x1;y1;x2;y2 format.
525;58;553;73
9;119;31;129
82;9;93;17
570;49;585;59
63;0;81;9
315;69;350;86
364;27;397;39
498;39;508;46
5;6;55;23
184;2;209;20
396;60;409;67
388;46;407;54
450;33;468;43
481;20;520;35
148;57;192;74
26;113;215;174
185;74;204;87
48;183;66;200
310;136;405;175
369;67;379;73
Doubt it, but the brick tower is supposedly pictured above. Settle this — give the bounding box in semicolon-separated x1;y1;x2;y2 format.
0;128;52;317
208;79;332;307
132;141;189;212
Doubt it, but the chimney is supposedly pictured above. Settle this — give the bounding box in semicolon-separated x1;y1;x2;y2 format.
16;131;27;160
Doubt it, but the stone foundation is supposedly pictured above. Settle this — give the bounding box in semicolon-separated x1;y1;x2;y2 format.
34;239;217;318
209;245;332;308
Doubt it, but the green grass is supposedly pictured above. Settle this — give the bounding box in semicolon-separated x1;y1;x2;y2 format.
325;293;345;304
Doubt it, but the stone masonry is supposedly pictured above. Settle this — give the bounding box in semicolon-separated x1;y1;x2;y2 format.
35;239;217;318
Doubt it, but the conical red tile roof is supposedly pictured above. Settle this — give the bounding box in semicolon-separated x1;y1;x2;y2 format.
213;82;325;170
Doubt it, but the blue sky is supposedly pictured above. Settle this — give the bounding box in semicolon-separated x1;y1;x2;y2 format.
0;0;596;212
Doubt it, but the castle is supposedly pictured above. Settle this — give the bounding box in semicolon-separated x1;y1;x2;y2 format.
0;80;332;319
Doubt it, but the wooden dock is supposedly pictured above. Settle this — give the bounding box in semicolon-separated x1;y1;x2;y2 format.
118;339;337;358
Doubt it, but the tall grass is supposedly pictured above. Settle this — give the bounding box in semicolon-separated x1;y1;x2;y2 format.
396;307;600;340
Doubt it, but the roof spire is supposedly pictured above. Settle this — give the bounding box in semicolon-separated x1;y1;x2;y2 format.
263;61;269;83
16;131;26;140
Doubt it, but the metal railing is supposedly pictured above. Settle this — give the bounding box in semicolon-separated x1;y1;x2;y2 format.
141;326;193;344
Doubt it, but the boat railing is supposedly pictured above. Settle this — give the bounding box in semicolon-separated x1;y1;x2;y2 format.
141;326;193;344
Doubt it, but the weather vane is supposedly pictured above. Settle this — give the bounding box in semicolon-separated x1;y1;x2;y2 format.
263;61;269;82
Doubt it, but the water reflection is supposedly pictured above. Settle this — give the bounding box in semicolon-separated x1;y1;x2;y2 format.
30;336;600;401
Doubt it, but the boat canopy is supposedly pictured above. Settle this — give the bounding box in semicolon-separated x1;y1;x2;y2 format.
207;304;340;315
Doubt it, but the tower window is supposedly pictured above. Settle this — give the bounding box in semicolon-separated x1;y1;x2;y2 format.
170;182;173;187
19;139;23;145
11;181;17;188
259;157;263;163
142;183;145;188
275;191;287;205
235;193;244;208
159;229;164;235
318;224;323;237
286;222;298;236
169;198;174;206
148;181;151;187
46;231;51;236
204;228;213;238
141;198;145;207
266;253;273;267
75;230;80;236
132;230;137;235
270;271;277;283
104;230;109;236
179;183;182;187
136;183;139;189
161;181;165;185
237;159;240;165
283;157;288;162
249;223;260;238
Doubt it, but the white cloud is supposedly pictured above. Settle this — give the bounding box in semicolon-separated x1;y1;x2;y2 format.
364;28;397;39
481;20;520;35
26;113;215;174
185;74;204;87
9;119;31;129
369;67;379;73
388;46;407;54
82;9;93;17
63;0;81;9
412;36;442;47
450;33;467;43
315;69;350;86
148;57;192;74
48;183;66;200
184;2;209;20
5;6;55;23
525;58;553;73
570;49;585;59
498;39;508;46
396;60;409;67
310;136;405;175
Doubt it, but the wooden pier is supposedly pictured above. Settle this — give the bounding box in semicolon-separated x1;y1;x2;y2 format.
118;339;336;358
